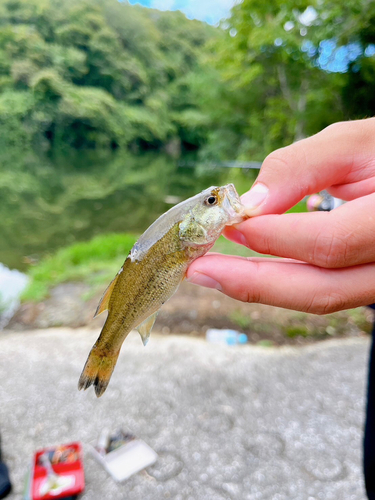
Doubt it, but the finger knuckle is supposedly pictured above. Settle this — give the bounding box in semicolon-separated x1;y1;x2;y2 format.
307;290;348;315
324;119;375;149
238;261;262;303
235;286;259;304
312;226;349;268
323;121;347;136
263;149;294;175
247;287;262;304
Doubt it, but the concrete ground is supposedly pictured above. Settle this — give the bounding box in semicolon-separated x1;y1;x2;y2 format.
0;328;370;500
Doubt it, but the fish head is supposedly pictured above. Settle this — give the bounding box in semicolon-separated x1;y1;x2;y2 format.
179;184;246;247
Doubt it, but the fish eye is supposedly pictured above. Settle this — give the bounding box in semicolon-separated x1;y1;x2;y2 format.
205;195;218;206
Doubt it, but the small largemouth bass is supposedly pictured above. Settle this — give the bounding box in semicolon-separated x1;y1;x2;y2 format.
78;184;246;397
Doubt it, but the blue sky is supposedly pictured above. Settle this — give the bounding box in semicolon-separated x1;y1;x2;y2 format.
128;0;236;25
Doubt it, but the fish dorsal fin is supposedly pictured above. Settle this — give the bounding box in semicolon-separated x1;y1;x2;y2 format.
137;311;158;346
94;274;119;318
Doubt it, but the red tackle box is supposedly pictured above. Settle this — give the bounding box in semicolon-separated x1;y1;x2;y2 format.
30;442;85;500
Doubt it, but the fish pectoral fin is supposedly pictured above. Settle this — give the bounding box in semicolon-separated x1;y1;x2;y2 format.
94;274;119;318
137;312;158;346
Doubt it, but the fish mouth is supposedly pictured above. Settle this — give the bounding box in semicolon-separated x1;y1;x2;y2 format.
222;184;246;224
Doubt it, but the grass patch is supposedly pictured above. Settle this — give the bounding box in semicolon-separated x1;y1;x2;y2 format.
347;307;372;333
286;200;308;214
212;235;262;258
22;233;137;302
257;340;274;347
230;309;252;330
284;325;309;338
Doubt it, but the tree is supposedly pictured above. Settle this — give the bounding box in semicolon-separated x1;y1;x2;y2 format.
0;0;217;152
202;0;375;161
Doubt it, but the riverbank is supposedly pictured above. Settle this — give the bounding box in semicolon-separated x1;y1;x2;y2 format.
7;279;373;347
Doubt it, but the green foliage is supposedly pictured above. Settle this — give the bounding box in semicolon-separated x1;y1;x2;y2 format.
22;233;137;301
257;340;274;348
212;235;261;258
285;325;309;338
230;310;252;330
0;90;35;148
286;201;308;214
199;0;375;161
347;308;372;334
0;0;372;158
0;0;215;152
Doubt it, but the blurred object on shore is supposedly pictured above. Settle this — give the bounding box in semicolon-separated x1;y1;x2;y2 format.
206;328;248;346
89;429;157;482
306;191;344;212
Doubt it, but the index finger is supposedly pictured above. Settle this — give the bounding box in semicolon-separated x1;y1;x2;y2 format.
242;118;375;216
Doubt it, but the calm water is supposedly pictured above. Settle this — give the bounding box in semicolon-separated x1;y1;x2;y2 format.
0;149;256;271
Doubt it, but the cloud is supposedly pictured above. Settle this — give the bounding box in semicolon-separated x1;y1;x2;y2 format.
128;0;154;7
149;0;237;24
151;0;175;11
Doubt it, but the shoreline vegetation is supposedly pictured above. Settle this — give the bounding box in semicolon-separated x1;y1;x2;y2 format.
0;0;217;156
21;233;137;302
12;229;373;346
20;232;261;303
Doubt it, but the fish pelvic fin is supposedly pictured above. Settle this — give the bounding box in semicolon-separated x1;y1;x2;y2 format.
94;274;119;318
137;311;158;346
78;344;120;397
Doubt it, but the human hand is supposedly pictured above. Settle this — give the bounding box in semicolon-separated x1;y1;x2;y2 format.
187;118;375;313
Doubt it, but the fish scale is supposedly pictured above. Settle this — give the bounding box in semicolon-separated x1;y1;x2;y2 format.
78;184;246;397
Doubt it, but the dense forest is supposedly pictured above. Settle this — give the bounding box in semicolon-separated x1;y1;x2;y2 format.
0;0;216;153
0;0;375;160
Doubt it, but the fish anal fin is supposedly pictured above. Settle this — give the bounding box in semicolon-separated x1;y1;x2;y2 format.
94;274;119;318
137;311;158;346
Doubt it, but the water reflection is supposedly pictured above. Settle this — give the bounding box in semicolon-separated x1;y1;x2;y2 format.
0;150;255;271
0;263;28;327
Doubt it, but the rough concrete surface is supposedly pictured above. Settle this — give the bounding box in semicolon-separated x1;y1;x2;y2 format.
0;329;370;500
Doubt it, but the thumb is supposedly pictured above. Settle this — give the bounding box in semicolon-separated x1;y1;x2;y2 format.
241;118;375;215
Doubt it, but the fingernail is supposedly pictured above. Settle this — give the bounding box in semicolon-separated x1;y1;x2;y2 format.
241;183;268;212
186;272;222;291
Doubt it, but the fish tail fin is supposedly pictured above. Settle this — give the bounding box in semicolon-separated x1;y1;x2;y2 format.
78;344;120;398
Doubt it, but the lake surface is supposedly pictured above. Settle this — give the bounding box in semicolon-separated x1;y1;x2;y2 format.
0;149;256;271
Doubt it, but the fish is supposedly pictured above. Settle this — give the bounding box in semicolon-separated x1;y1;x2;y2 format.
78;184;246;397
